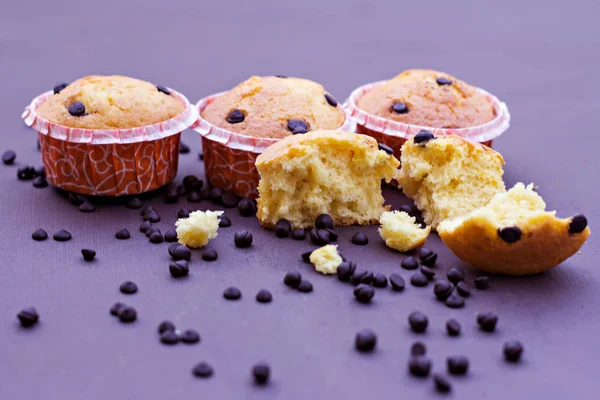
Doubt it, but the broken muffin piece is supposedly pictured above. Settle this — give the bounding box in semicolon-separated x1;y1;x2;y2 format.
379;210;431;252
438;183;591;275
309;244;343;275
175;210;223;248
397;133;505;230
256;130;400;229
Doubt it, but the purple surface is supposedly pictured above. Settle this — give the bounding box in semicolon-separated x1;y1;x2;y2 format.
1;1;599;399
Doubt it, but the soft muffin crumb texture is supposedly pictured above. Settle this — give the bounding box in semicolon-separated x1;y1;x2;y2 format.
379;211;431;252
176;210;223;248
310;245;343;275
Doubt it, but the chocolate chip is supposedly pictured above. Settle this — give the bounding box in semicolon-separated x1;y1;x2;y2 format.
163;229;177;243
351;232;369;245
17;307;39;327
408;356;431;377
172;245;191;261
274;75;287;78
169;260;189;278
284;271;302;288
372;273;388;288
411;341;427;356
569;214;588;234
350;269;368;286
145;210;161;223
447;267;464;284
399;204;415;215
127;197;142;209
377;143;394;155
477;312;498;332
336;262;353;281
301;251;312;263
227;109;245;124
202;248;218;261
324;93;338;107
401;257;419;270
310;228;331;246
32;176;48;188
503;340;524;362
198;152;204;160
115;228;130;240
34;166;45;178
433;373;452;393
389;273;405;291
410;271;428;287
419;248;437;266
53;229;71;242
81;249;96;261
391;102;409;114
68;102;86;116
209;187;224;204
193;362;214;378
68;193;87;205
218;192;236;209
160;330;179;344
252;362;270;385
234;230;253;248
325;228;338;242
456;281;471;297
158;320;176;334
164;186;180;203
140;205;154;215
187;191;202;203
219;215;231;227
275;219;292;238
168;243;180;257
445;293;465;308
2;150;16;165
408;311;428;333
119;281;138;295
145;226;160;238
179;141;190;154
355;329;377;352
181;329;200;344
32;228;48;241
78;201;95;212
361;271;374;285
149;231;164;244
436;77;453;86
498;226;521;243
223;286;242;300
447;356;469;375
419;265;435;279
474;276;490;290
315;214;333;229
53;82;68;94
413;130;435;144
291;229;306;240
434;280;454;300
238;199;256;217
110;302;126;316
17;166;35;180
287;119;308;134
156;85;171;95
297;279;313;293
354;285;375;303
445;318;461;336
118;306;137;323
256;289;272;303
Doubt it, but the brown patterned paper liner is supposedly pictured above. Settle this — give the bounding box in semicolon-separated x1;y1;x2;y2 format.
344;81;510;159
192;92;357;199
22;89;197;196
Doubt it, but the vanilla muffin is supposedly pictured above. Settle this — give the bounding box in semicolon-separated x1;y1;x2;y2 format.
37;75;186;129
310;245;343;275
438;183;591;275
379;211;431;252
256;130;400;229
357;69;496;128
201;76;345;139
397;132;505;230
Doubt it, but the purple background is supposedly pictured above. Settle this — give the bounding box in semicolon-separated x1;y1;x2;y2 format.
1;1;599;399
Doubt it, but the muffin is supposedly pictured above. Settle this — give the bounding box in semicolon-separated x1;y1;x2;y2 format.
23;75;195;196
346;69;510;158
194;76;354;198
397;132;505;230
255;130;399;229
438;183;591;275
378;211;431;252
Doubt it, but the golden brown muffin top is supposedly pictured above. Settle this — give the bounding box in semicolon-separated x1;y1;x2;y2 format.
201;76;346;139
36;75;186;130
357;69;496;129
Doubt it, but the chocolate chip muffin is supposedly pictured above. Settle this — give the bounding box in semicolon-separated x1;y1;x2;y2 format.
201;76;345;139
357;69;496;129
36;75;186;129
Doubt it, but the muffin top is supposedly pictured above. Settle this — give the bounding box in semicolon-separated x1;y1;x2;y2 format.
357;69;496;129
36;75;186;130
201;76;346;139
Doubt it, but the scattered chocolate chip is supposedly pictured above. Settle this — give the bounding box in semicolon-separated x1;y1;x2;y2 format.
447;356;469;375
350;269;368;286
436;77;453;86
223;286;242;300
411;341;427;356
284;271;302;288
127;197;142;209
391;102;409;114
234;230;253;248
17;307;39;327
401;257;419;270
53;82;68;94
445;293;465;308
78;201;95;212
434;373;452;393
569;214;588;234
209;188;224;204
434;280;454;301
164;187;180;203
193;362;214;378
410;271;428;287
219;215;232;227
81;248;96;261
389;273;405;291
256;289;273;303
164;229;177;243
53;229;71;242
408;356;431;377
351;232;369;245
315;214;333;229
474;276;490;290
238;199;256;216
115;228;130;240
179;141;190;154
408;311;428;333
32;176;48;188
287;119;308;134
310;228;331;246
202;248;218;261
354;284;375;303
118;306;137;323
291;229;306;240
32;228;48;241
419;248;437;266
17;166;35;180
169;260;190;278
149;231;164;244
297;279;313;293
355;329;377;352
420;265;436;279
218;192;237;208
477;312;498;332
156;85;171;95
120;281;138;295
399;204;415;215
110;302;126;316
503;340;524;362
275;219;292;238
160;330;180;344
446;319;461;336
227;109;245;124
145;210;161;223
68;102;86;116
274;75;287;78
145;226;160;238
324;93;338;107
187;191;202;203
413;130;435;144
34;166;45;178
139;221;152;234
168;243;180;257
456;281;471;297
252;362;270;385
2;150;16;165
141;205;153;215
498;226;521;243
361;271;374;285
377;143;394;155
372;273;388;288
447;267;464;284
181;329;200;344
158;321;176;334
336;262;353;281
198;152;204;160
325;228;338;242
301;251;312;263
172;245;191;261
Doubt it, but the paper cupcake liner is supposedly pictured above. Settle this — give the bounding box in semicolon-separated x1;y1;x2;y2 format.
22;89;197;196
192;92;357;199
345;80;510;158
